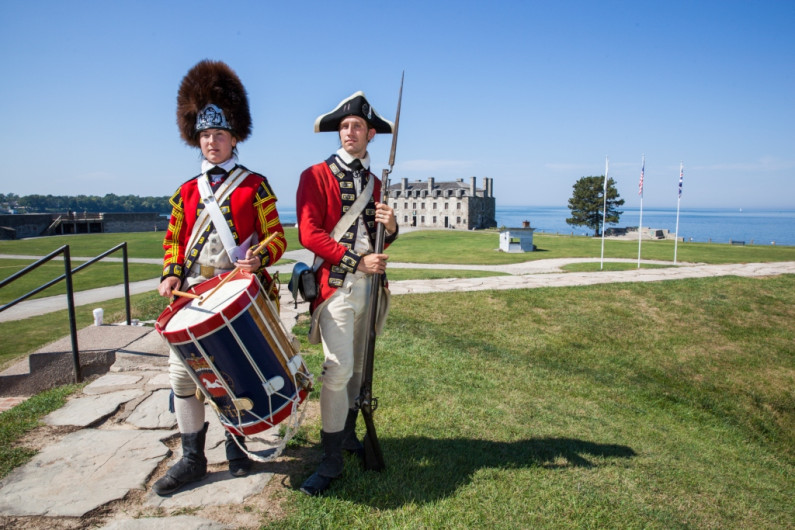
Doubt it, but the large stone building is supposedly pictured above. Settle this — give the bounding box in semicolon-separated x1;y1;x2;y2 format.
386;176;496;230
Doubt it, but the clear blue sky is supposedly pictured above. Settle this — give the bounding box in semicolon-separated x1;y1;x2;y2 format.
1;0;793;210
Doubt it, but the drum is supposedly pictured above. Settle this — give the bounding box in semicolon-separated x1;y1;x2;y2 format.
156;271;313;436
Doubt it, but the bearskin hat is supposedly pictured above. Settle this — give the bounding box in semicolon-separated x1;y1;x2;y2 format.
177;60;252;147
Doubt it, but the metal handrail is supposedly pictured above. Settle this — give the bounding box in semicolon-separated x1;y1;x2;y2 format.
0;242;132;383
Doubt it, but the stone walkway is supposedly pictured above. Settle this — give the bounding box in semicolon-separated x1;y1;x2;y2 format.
1;251;794;528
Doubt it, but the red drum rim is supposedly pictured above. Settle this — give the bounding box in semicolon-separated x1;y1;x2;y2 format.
224;388;310;436
155;271;260;344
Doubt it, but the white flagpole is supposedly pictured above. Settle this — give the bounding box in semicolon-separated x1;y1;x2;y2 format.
637;154;645;269
600;156;608;270
674;161;683;264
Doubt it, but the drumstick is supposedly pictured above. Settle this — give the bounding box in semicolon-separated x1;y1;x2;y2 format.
172;289;202;300
198;268;239;306
198;232;281;306
249;231;281;256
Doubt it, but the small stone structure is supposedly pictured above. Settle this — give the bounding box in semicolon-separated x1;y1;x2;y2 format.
605;226;674;240
499;221;535;252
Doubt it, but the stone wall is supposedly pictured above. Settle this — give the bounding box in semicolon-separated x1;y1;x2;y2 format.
0;213;52;239
102;213;168;233
0;213;168;239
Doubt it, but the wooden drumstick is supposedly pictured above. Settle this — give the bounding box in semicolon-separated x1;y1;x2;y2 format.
198;268;239;306
249;231;281;256
172;289;202;300
198;232;281;306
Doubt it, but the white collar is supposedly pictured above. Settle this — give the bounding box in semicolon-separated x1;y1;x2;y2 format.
335;148;370;171
201;155;239;175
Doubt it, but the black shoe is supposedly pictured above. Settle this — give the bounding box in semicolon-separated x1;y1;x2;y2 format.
300;471;334;496
299;430;345;496
153;423;209;496
225;430;252;477
229;457;252;477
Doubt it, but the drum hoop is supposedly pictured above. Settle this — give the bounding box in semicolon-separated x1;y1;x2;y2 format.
156;272;260;343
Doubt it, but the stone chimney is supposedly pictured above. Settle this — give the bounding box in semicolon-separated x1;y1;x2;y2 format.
470;176;477;197
401;178;407;193
428;177;434;193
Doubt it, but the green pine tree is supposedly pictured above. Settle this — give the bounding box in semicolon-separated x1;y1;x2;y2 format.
566;175;624;236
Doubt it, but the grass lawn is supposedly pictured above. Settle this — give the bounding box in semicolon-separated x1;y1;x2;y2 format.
386;230;795;265
279;274;795;528
2;228;794;267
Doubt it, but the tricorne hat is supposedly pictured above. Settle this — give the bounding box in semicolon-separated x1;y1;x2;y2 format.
177;60;252;147
314;91;394;134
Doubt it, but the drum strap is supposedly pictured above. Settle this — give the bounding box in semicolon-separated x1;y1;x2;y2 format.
183;168;250;278
194;167;253;264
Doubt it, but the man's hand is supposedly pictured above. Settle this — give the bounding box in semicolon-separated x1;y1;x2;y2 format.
375;201;397;235
236;249;262;273
158;276;181;297
358;253;389;275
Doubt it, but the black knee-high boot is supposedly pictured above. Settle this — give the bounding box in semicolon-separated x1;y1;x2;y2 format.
299;430;345;496
153;422;209;496
341;408;364;458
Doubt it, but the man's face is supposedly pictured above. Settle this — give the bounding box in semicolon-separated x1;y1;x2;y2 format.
339;116;375;159
199;129;236;165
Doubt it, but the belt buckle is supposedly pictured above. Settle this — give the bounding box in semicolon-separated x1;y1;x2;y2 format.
200;265;215;278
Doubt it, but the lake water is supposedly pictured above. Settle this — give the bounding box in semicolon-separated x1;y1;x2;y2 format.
496;206;795;247
278;206;795;247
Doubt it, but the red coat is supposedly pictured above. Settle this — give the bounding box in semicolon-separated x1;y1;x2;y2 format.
162;169;286;282
296;161;394;311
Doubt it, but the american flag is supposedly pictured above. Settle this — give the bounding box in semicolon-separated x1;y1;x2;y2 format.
678;163;684;198
639;157;645;196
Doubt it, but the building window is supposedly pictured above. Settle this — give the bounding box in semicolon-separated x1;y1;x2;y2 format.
457;217;461;224
421;216;425;223
421;202;425;209
433;203;437;209
404;202;408;209
444;203;449;210
433;216;437;224
457;202;461;210
413;202;417;209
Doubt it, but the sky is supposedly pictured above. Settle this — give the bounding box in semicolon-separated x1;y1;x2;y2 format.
1;0;793;210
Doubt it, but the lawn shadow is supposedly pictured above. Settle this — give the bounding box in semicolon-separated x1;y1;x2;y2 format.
330;435;637;508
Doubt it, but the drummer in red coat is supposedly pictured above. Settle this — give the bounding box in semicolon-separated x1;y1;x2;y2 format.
296;91;398;495
154;60;287;496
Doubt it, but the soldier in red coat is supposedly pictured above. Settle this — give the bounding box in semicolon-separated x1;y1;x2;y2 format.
154;60;287;496
296;91;398;496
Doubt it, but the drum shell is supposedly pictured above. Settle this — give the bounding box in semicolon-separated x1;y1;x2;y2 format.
156;272;309;435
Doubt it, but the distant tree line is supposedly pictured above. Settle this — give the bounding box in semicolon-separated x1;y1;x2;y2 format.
0;193;171;214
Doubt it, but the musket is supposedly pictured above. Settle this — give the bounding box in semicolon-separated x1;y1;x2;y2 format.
356;71;404;471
